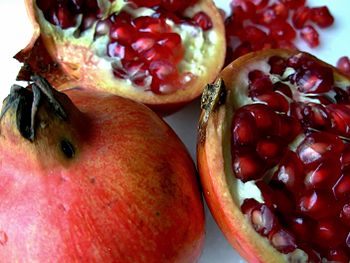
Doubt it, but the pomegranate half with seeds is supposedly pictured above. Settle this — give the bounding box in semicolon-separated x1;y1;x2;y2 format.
197;49;350;262
0;76;204;262
21;0;225;112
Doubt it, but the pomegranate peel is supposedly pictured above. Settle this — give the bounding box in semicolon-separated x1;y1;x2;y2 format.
197;49;350;262
0;76;205;262
21;0;226;113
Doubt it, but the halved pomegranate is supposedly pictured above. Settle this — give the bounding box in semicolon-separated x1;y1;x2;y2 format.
197;49;350;262
19;0;225;113
0;76;204;262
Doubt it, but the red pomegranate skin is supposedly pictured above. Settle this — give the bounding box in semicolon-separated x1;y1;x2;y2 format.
0;84;204;262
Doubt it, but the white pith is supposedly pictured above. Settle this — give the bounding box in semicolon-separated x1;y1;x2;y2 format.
34;0;220;95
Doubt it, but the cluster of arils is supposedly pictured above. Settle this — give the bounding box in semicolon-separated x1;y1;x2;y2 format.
231;52;350;261
224;0;334;63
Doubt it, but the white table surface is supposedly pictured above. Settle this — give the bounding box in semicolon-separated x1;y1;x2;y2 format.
0;1;349;262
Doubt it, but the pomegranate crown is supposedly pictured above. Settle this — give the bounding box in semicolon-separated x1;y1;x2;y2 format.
0;76;67;142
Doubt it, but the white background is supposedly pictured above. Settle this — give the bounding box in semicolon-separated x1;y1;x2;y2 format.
0;1;349;262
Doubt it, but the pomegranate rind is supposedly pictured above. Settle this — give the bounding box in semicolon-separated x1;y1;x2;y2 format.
197;49;350;262
0;84;205;262
21;0;225;113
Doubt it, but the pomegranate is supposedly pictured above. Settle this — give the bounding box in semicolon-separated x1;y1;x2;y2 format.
0;76;204;262
197;49;350;262
18;0;225;113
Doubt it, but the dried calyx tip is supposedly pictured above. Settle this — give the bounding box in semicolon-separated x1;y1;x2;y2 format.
0;75;67;141
201;78;227;122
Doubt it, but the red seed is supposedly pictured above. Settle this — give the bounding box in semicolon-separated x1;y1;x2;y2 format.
141;44;173;62
157;33;183;63
297;132;344;166
300;103;331;130
250;0;269;10
298;190;337;219
149;59;177;81
333;170;350;200
131;35;156;53
122;59;148;74
133;16;169;33
272;150;304;193
250;204;276;236
304;156;341;190
107;42;137;60
157;33;182;50
238;26;267;43
110;24;136;44
193;11;213;30
232;110;258;147
248;70;273;96
254;2;288;25
241;198;261;216
256;137;282;161
231;1;257;21
267;182;297;215
295;64;334;94
325;248;350;263
341;144;350;167
280;0;306;10
326;104;350;137
275;114;302;142
244;104;279;134
269;228;297;253
232;152;265;182
310;6;334;28
287;216;315;243
52;2;77;29
337;56;350;77
268;56;287;76
268;22;296;42
300;25;319;48
314;219;348;248
255;91;290;113
232;41;253;60
339;203;350;227
292;6;311;29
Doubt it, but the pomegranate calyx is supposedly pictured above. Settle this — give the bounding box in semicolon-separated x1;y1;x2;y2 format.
200;78;227;123
1;76;69;142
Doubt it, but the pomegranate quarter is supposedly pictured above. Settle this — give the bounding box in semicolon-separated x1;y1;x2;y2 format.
0;76;204;262
197;49;350;262
20;0;225;113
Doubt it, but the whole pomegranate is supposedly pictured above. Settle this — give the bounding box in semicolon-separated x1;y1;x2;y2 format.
0;76;204;262
19;0;225;113
197;49;350;262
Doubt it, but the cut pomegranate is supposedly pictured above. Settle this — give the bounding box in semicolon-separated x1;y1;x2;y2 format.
21;0;225;113
198;49;350;262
